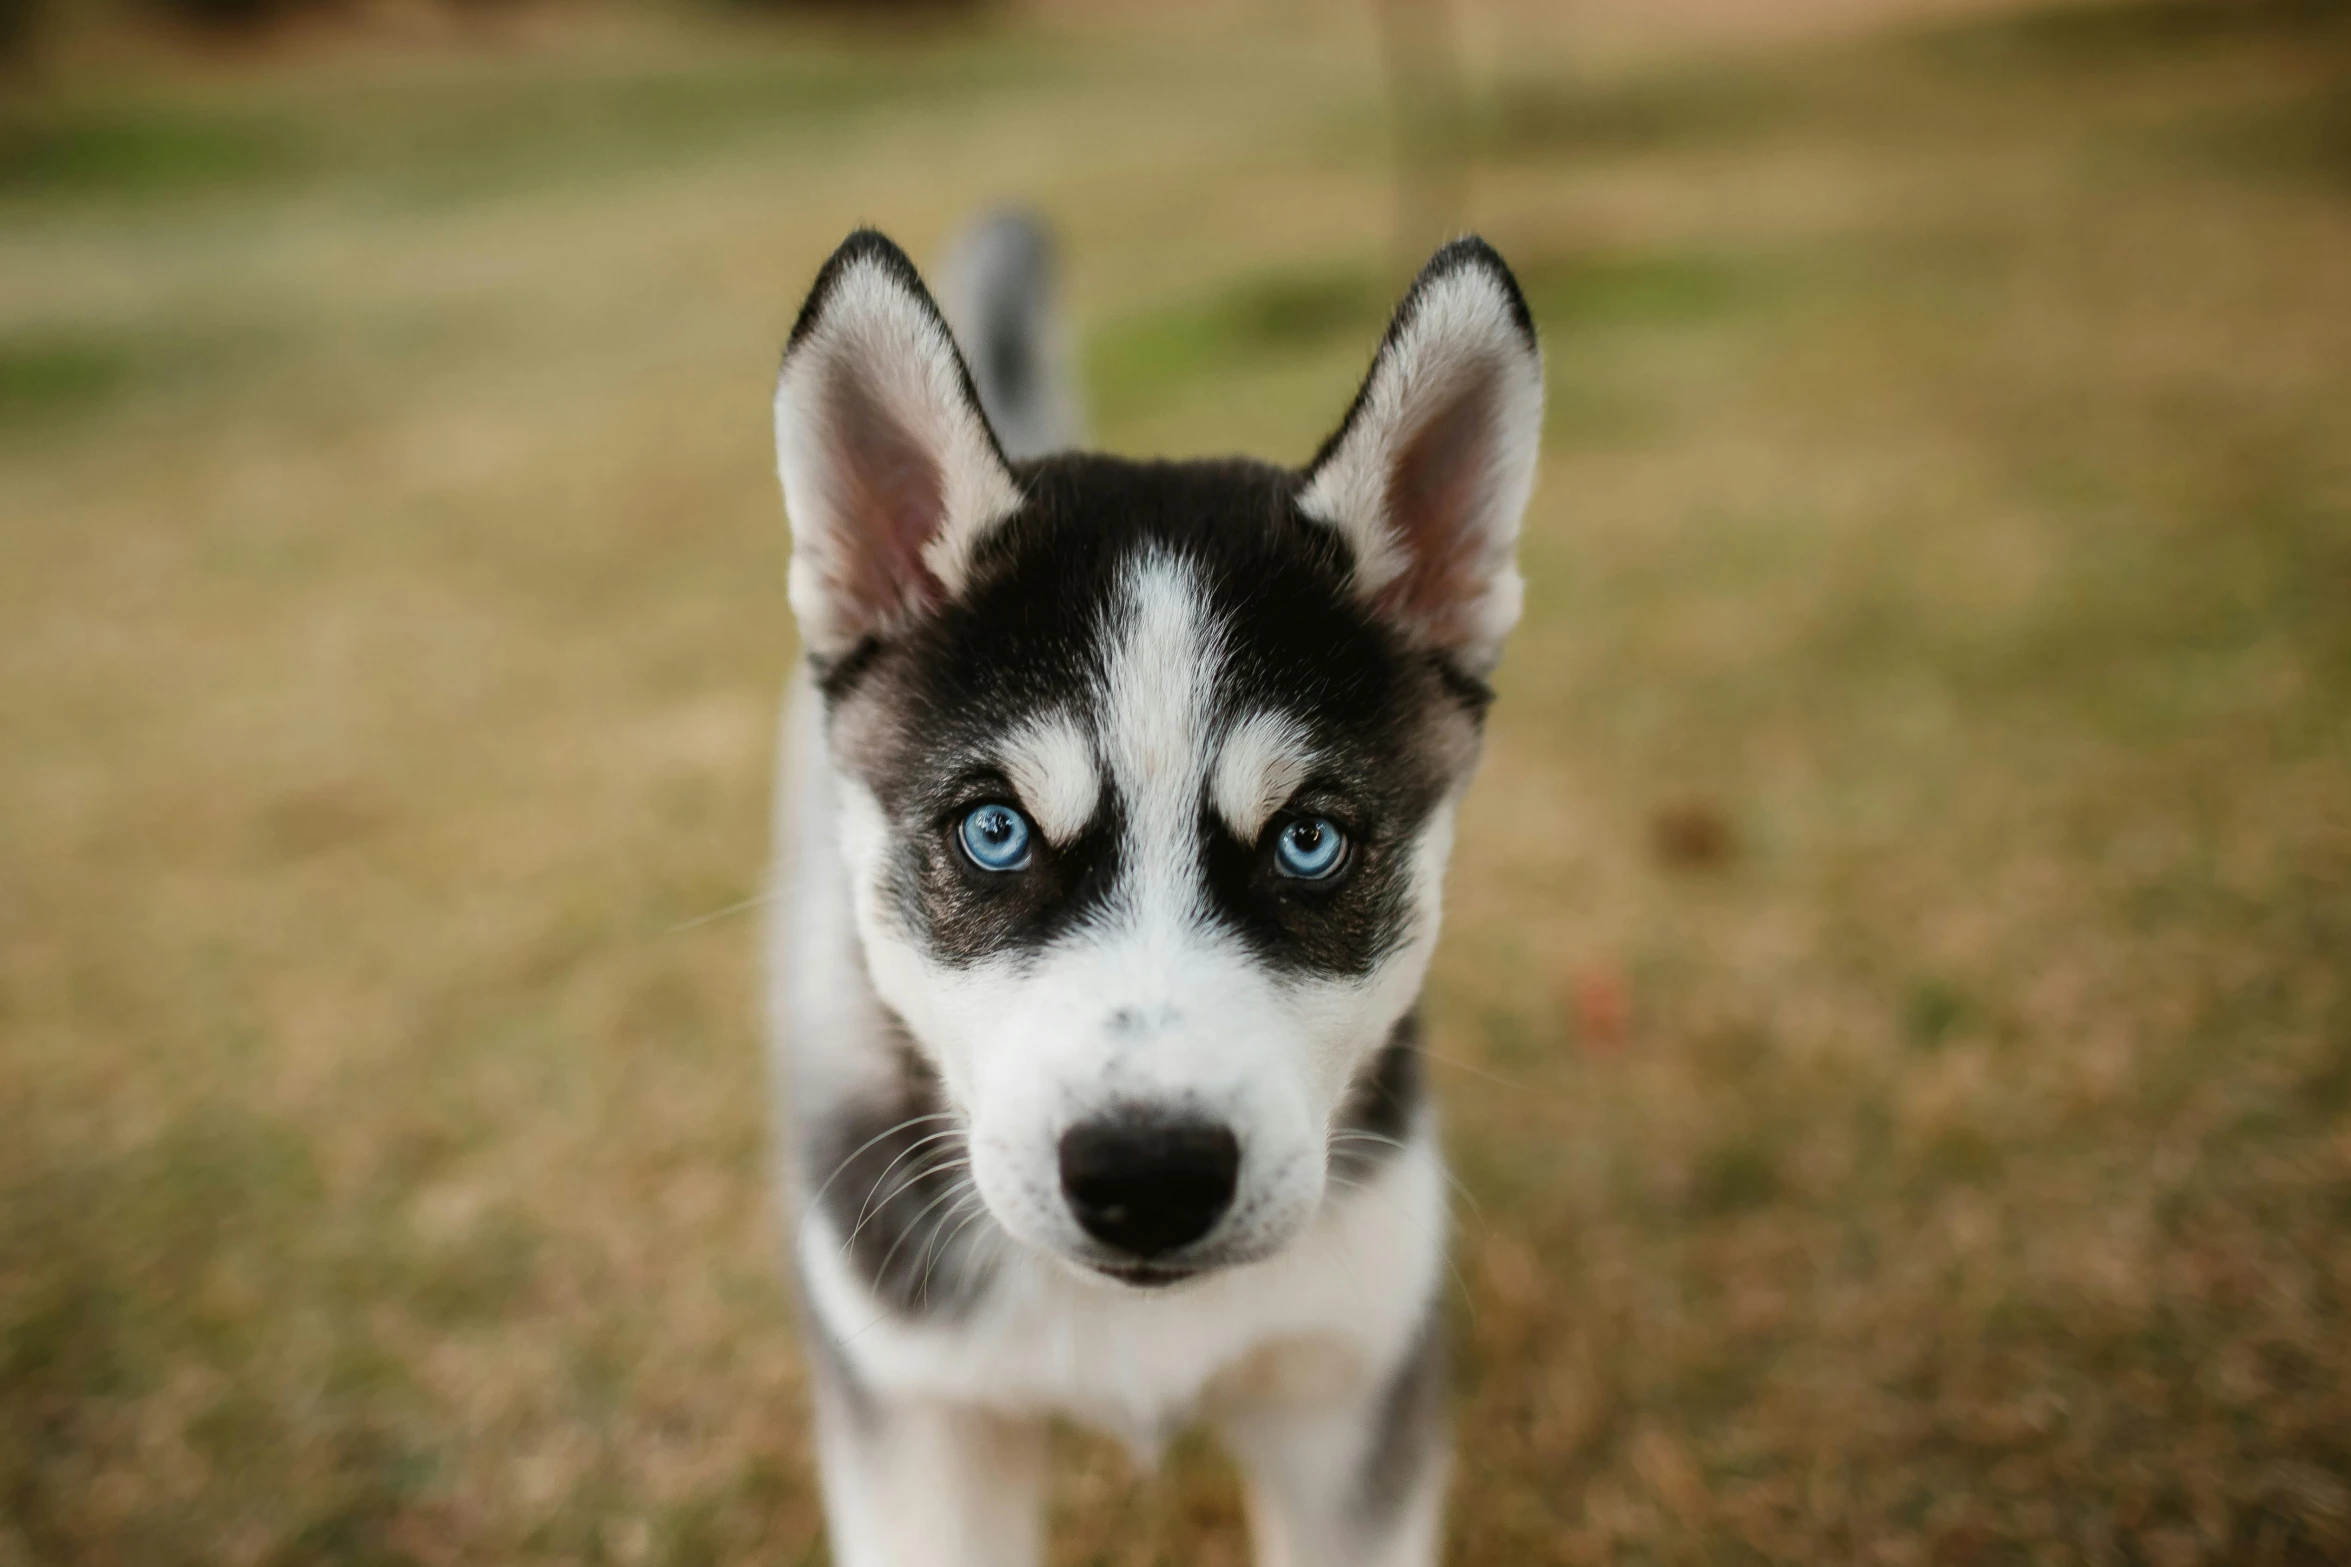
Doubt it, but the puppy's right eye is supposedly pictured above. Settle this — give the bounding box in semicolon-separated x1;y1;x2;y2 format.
958;803;1034;872
1271;816;1348;880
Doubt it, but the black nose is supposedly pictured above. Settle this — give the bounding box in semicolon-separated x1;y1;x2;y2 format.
1058;1114;1240;1258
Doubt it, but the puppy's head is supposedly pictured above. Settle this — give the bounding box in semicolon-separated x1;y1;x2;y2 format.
775;231;1541;1287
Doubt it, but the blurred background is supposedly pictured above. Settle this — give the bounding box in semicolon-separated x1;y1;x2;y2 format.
3;0;2348;1561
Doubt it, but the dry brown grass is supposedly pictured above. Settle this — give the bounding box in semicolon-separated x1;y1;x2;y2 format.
4;3;2349;1563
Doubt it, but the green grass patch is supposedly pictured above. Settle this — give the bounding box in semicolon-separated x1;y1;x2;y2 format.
0;332;139;426
1519;249;1768;334
0;1113;322;1422
0;104;300;198
1905;978;1974;1050
1087;261;1390;421
357;47;1052;206
1474;71;1785;158
0;322;274;433
1921;0;2351;66
2189;78;2351;190
1689;1137;1784;1217
1086;248;1762;427
0;42;1057;212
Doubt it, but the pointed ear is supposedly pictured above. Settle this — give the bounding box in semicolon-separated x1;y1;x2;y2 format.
1298;238;1544;675
774;230;1024;660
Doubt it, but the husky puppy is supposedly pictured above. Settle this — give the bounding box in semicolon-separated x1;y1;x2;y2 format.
767;213;1542;1567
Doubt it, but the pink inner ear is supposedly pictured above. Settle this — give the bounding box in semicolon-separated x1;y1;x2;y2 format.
1374;371;1500;649
829;365;950;636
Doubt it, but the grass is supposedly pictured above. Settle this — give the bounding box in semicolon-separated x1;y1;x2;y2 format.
0;40;1058;207
2;1;2348;1563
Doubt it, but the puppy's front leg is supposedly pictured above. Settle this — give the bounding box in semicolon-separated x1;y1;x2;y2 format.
1220;1319;1450;1567
808;1360;1047;1567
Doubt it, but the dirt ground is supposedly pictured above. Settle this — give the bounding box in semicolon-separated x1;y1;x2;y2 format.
3;1;2348;1563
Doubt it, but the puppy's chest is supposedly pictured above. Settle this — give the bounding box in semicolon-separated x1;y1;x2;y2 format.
870;1253;1370;1445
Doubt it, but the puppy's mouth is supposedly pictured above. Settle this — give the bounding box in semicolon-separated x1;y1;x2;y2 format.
1087;1259;1204;1289
1066;1227;1299;1288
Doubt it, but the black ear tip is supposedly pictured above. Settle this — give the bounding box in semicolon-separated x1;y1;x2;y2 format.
785;227;936;353
831;227;920;274
1415;234;1537;348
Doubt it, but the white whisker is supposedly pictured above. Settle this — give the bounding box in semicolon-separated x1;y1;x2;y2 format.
805;1111;958;1212
664;889;781;936
845;1126;970;1238
871;1179;984;1289
842;1148;971;1257
1327;1130;1486;1223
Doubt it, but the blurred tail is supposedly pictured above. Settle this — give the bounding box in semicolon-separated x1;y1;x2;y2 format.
939;208;1083;461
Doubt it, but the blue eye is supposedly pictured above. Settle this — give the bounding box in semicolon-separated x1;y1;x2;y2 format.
958;803;1033;871
1272;816;1347;880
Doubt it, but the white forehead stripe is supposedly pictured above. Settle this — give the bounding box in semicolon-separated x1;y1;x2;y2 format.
1101;551;1222;923
1103;552;1217;789
1212;711;1315;841
999;711;1100;844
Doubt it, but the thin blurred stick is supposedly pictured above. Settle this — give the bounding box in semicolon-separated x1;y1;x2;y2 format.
1373;0;1468;265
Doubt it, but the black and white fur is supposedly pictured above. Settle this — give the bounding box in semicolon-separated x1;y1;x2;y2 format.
767;216;1542;1567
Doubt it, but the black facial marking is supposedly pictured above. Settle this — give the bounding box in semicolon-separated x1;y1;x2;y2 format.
811;633;886;704
823;453;1485;981
1330;1013;1427;1183
1426;650;1496;719
1187;532;1467;977
889;781;1129;968
804;1017;999;1319
1198;792;1413;979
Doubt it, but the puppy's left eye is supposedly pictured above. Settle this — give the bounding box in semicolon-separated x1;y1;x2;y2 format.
1272;816;1347;880
959;803;1034;872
